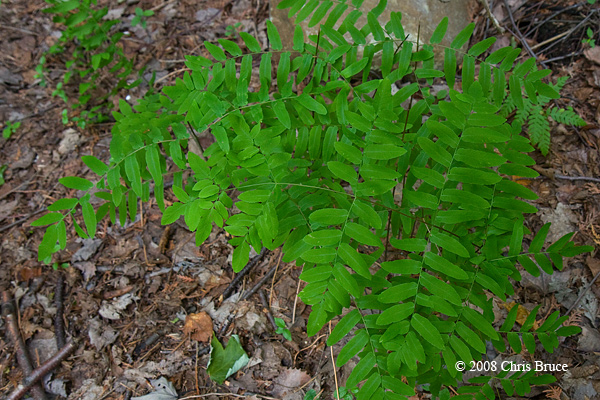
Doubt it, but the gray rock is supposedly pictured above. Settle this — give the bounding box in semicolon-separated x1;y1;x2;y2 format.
270;0;475;67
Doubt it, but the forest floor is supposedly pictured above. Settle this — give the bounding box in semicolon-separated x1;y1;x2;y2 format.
0;0;599;399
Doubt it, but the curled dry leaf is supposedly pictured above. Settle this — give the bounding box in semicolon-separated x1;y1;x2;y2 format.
183;312;213;343
584;46;600;66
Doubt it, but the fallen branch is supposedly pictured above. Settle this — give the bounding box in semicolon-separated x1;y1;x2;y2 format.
259;290;278;331
503;0;539;63
6;341;77;400
555;174;600;184
218;260;279;337
566;269;600;315
222;247;267;300
2;291;48;400
532;11;597;54
241;262;279;301
54;272;66;349
0;208;46;234
479;0;505;34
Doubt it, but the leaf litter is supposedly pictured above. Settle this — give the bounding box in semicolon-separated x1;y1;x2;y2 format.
0;0;599;398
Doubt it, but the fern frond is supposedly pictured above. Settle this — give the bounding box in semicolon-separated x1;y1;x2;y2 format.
548;106;586;126
528;104;551;155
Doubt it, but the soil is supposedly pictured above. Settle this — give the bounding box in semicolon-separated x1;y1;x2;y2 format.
0;0;599;399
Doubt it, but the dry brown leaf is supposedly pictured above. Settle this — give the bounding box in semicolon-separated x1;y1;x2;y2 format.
584;46;600;65
502;302;531;327
183;312;213;343
586;256;600;276
271;368;311;397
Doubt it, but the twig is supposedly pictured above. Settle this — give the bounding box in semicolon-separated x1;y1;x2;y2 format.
530;30;571;51
525;2;588;37
259;290;278;331
555;174;600;184
102;285;134;300
268;250;283;306
329;321;340;400
133;332;161;358
543;51;582;64
0;24;38;36
218;313;236;338
218;257;276;337
2;292;48;400
503;0;539;61
566;269;600;315
150;0;177;12
241;262;279;301
154;67;189;85
292;278;302;325
0;208;46;233
479;0;505;34
54;272;66;349
532;11;597;53
187;122;206;160
6;342;76;400
222;247;267;300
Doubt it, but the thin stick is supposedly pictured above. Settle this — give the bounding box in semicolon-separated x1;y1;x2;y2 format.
54;272;66;349
480;0;505;34
329;321;340;400
154;67;189;85
530;30;571;51
0;208;46;233
532;11;597;53
543;51;581;64
218;258;276;337
241;262;279;301
525;2;587;36
150;0;177;12
503;0;538;61
6;342;76;400
0;25;38;35
268;250;283;307
187;122;206;160
566;269;600;315
2;292;47;400
555;174;600;184
259;290;278;331
292;278;302;325
195;342;200;394
222;247;267;300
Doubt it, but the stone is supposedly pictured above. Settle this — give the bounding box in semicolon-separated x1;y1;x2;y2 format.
270;0;476;67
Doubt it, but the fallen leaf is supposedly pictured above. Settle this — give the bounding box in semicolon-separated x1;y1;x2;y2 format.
73;261;96;281
584;46;600;65
98;293;138;320
587;256;600;276
89;317;118;350
19;266;42;281
183;312;213;343
131;377;178;400
72;238;103;262
207;334;249;384
272;368;311;397
503;302;530;326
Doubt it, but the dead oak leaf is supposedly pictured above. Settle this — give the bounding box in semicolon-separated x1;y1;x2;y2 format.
183;312;213;343
271;368;311;398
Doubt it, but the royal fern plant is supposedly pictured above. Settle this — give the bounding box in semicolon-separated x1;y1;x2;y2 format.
500;75;585;155
35;0;593;398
